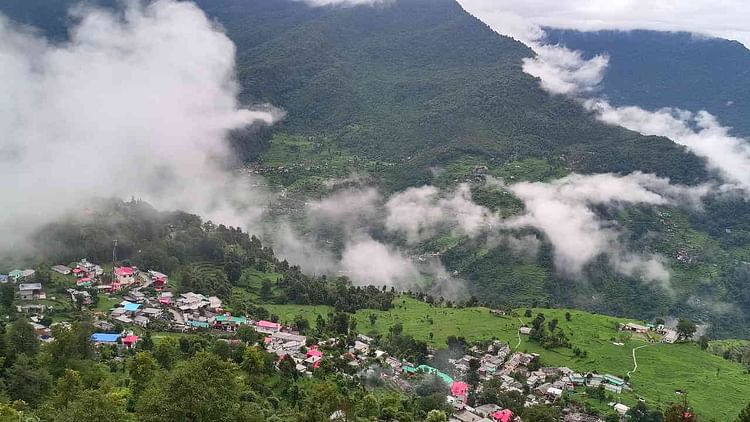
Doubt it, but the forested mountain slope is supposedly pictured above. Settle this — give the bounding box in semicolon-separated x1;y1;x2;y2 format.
545;28;750;137
194;0;706;189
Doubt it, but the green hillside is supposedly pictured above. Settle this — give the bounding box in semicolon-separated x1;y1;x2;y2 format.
265;297;750;421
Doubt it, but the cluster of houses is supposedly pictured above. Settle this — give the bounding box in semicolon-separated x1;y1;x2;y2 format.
4;258;675;422
376;339;634;422
619;322;679;344
1;268;44;304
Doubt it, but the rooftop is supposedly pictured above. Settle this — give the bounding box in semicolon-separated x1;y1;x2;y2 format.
91;333;120;343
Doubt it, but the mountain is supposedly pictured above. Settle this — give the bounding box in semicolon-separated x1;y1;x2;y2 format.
194;0;706;189
0;0;707;188
544;28;750;137
5;0;750;338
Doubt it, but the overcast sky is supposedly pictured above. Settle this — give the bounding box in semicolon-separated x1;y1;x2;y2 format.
456;0;750;48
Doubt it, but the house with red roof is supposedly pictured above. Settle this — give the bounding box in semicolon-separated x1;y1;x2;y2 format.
148;270;168;289
122;335;139;349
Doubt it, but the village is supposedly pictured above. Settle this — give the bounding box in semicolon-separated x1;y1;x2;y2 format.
0;257;682;422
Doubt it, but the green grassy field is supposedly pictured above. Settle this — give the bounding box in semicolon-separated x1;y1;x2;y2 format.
265;297;750;420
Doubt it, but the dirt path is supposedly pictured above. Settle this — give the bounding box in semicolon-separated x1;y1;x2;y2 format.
515;317;524;349
628;344;650;377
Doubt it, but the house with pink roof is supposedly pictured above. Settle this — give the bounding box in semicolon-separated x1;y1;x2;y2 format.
450;381;469;402
114;266;135;285
491;409;514;422
255;320;282;334
306;345;323;358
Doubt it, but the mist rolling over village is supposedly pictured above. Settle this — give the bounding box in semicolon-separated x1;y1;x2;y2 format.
1;0;750;421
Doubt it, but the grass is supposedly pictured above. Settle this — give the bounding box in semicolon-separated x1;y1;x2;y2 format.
264;297;750;420
95;295;122;313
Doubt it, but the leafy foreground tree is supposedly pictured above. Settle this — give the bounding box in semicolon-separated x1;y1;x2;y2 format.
54;388;132;422
425;409;448;422
136;351;259;422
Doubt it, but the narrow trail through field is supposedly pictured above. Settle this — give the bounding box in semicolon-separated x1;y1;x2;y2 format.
628;344;650;377
515;317;523;349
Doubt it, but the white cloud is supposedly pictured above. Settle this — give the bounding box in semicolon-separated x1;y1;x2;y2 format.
457;0;750;49
587;100;750;193
454;1;609;95
505;172;709;285
271;223;340;277
385;184;496;243
522;45;608;95
306;187;381;228
0;0;282;245
340;238;421;287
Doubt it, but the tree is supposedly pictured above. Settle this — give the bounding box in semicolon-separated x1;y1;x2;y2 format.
293;315;310;334
698;336;709;350
467;358;481;386
369;313;378;326
6;354;52;406
565;312;572;321
140;331;154;351
55;388;132;422
242;346;268;376
522;404;560;422
676;319;697;341
0;283;15;310
278;355;298;379
48;369;84;410
260;279;273;300
136;352;246;422
524;309;533;318
6;319;39;358
154;338;180;370
129;352;158;396
236;325;260;345
425;410;448;422
626;400;663;422
224;260;242;284
737;401;750;422
664;398;697;422
359;393;380;419
297;381;346;422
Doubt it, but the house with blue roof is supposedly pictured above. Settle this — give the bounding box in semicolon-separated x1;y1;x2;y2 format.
91;333;120;344
120;301;142;313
